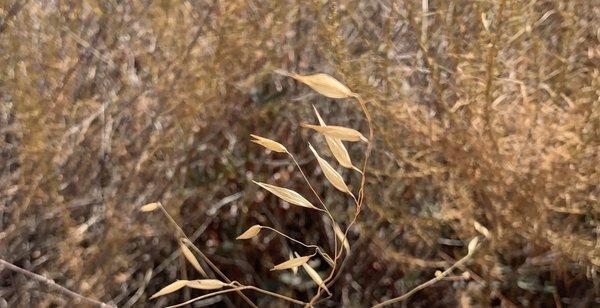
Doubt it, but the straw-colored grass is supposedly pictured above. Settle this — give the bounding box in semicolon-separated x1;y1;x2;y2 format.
1;0;597;307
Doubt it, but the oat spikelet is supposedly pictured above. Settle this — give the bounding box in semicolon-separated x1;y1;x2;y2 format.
333;223;350;253
473;220;491;238
312;106;359;172
185;279;228;290
271;255;311;271
150;280;188;299
179;241;207;276
301;124;368;143
308;143;352;196
277;70;354;98
252;181;318;210
467;237;479;255
289;252;299;275
250;134;287;153
295;252;330;293
236;225;262;240
140;202;160;212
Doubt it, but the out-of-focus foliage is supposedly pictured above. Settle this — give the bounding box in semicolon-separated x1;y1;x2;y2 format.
0;0;598;307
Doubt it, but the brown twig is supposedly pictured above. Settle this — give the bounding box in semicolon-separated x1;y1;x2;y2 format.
0;258;116;308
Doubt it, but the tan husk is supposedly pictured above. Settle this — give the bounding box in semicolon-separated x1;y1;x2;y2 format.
180;241;207;276
333;223;350;253
250;134;287;153
271;255;311;271
185;279;228;290
279;71;354;99
289;252;299;275
150;280;188;299
312;105;358;171
308;143;352;195
252;181;318;210
140;202;160;212
236;225;262;240
301;124;368;143
294;252;329;293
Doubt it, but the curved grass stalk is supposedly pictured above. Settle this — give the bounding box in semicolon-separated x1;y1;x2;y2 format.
287;151;340;262
308;93;374;306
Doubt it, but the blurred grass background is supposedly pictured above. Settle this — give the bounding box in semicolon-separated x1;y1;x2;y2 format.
1;0;598;307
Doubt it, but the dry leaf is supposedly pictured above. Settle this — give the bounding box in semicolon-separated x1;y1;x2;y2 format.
295;252;330;293
312;106;358;172
185;279;228;290
236;225;262;240
333;223;350;253
140;202;160;212
150;280;188;299
308;143;352;195
250;134;287;153
271;255;311;271
252;181;318;210
179;241;207;276
301;124;368;143
284;71;354;99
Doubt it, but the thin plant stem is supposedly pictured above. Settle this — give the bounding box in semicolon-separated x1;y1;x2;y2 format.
308;93;374;306
288;151;339;263
0;258;115;308
158;203;258;308
372;248;479;307
261;226;332;265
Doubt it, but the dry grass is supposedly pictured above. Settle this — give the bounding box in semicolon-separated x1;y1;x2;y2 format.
1;0;598;307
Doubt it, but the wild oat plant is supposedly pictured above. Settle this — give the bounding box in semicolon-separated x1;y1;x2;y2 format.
141;71;476;307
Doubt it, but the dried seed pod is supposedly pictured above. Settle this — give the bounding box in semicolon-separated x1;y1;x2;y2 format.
250;134;287;153
301;124;368;143
236;225;262;240
308;143;352;196
253;181;318;210
271;255;311;271
277;70;354;98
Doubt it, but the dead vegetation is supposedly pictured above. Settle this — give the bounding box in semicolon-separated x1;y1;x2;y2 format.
1;0;598;307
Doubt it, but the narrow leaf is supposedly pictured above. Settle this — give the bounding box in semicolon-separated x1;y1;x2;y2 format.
140;202;160;212
301;124;368;143
312;106;357;171
309;143;352;195
271;255;311;271
185;279;228;290
282;71;354;99
179;241;207;276
250;134;287;153
236;225;262;240
150;280;188;299
252;181;318;210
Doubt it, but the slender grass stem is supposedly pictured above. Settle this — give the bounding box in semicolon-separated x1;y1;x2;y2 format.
372;247;479;307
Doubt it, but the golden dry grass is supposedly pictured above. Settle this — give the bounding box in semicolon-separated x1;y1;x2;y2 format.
1;0;598;307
